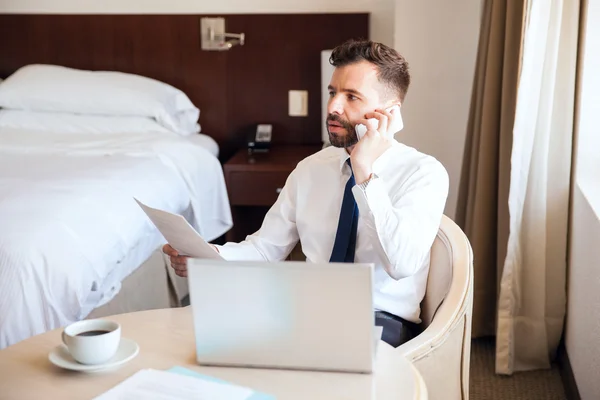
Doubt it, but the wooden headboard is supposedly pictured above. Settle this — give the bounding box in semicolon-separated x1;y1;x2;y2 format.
0;14;369;161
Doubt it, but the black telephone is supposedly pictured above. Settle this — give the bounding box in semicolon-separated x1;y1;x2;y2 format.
247;124;272;154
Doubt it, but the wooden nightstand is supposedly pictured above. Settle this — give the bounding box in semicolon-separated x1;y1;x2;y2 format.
223;145;322;242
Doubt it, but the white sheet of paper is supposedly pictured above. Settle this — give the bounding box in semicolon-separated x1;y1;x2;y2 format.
135;198;223;260
93;369;253;400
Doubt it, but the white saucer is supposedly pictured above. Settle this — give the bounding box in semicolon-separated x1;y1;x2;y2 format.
49;337;139;372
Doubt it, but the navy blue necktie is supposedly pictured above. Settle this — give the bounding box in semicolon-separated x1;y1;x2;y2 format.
329;159;359;263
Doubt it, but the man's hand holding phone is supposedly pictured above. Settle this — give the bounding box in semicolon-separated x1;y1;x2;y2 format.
350;105;401;185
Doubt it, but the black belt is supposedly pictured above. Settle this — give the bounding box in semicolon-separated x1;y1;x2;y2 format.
375;311;420;331
375;310;403;321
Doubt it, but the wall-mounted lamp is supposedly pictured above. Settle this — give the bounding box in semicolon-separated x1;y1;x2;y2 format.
200;17;245;51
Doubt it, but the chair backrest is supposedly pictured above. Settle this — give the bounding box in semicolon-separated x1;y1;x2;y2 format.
399;215;474;400
419;225;454;329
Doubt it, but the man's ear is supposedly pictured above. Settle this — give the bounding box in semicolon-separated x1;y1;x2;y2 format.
380;90;401;108
383;100;401;111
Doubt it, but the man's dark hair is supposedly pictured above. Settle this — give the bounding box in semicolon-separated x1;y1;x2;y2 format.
329;39;411;102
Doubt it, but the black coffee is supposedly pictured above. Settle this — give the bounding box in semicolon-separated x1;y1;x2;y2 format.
76;330;110;337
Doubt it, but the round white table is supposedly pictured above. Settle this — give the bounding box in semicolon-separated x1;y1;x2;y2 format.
0;307;427;399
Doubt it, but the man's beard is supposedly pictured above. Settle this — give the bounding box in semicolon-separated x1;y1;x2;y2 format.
326;114;359;148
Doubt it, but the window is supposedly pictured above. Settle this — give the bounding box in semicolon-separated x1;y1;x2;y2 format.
574;1;600;216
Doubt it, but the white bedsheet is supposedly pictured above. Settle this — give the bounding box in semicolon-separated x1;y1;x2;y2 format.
0;128;232;348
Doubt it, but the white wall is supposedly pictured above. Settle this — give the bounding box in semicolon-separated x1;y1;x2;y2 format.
566;1;600;399
0;0;395;46
394;1;482;219
566;184;600;400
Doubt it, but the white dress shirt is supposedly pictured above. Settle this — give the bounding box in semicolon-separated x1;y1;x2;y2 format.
216;140;449;323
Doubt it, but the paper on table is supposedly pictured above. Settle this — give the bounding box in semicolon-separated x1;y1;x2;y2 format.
93;369;253;400
168;366;276;400
134;198;223;260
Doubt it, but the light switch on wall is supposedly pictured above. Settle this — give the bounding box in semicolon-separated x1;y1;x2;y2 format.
288;90;308;117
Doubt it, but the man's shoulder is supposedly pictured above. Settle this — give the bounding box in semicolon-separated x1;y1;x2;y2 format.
383;141;449;187
295;145;342;169
389;141;446;171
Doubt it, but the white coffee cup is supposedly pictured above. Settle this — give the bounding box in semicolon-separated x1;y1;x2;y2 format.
62;319;121;365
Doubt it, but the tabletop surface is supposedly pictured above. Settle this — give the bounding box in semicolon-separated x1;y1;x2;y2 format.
0;307;426;400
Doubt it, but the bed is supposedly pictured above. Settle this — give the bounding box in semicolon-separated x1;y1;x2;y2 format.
0;65;232;348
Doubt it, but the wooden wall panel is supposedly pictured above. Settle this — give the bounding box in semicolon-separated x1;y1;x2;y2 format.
0;14;368;161
224;14;369;152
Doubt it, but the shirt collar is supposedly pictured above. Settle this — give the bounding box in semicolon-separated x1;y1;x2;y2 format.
335;147;351;172
334;140;401;173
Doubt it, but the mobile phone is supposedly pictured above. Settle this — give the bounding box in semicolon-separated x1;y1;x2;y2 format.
355;105;403;139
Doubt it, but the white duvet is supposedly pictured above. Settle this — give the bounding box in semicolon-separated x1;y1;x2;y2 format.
0;128;232;348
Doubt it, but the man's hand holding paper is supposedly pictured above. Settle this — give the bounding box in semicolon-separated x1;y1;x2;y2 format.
162;243;218;278
134;199;222;278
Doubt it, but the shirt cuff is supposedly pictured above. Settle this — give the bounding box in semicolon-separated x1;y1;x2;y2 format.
213;240;267;261
352;176;394;218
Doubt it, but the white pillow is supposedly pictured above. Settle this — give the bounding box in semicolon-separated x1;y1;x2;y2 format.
0;64;200;136
0;109;174;135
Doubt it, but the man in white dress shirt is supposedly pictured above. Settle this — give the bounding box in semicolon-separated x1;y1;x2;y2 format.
164;40;449;347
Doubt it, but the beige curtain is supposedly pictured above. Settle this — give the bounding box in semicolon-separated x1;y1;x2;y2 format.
496;0;581;374
455;0;525;338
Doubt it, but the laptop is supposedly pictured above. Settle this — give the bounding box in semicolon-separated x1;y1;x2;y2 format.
187;259;381;373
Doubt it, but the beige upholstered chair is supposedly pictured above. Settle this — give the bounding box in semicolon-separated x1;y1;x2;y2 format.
397;215;474;400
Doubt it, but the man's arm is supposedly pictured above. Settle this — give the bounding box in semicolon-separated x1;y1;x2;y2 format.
164;167;300;277
352;160;449;280
215;169;300;262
